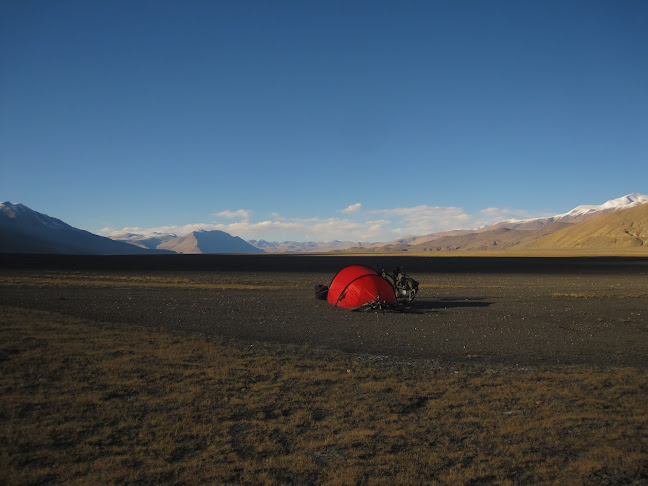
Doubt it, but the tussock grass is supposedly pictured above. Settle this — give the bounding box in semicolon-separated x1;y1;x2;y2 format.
551;292;648;299
342;249;648;257
0;273;296;291
374;246;648;258
1;306;647;485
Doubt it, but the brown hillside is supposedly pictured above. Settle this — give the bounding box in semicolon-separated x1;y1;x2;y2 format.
157;230;263;254
356;217;574;253
158;233;201;254
409;221;571;251
518;203;648;250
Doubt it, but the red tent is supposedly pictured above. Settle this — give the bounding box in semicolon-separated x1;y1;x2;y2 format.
326;265;397;309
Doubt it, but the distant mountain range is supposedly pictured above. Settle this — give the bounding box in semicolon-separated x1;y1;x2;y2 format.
349;193;648;253
518;202;648;250
247;239;360;253
1;194;646;254
0;202;261;255
0;202;171;255
111;229;263;254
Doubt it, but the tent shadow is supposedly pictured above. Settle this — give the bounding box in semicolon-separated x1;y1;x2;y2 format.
409;297;493;314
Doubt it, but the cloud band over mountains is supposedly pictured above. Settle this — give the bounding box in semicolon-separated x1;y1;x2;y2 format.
101;204;545;242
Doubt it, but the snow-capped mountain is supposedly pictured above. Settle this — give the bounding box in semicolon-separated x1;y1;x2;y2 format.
518;202;648;250
554;193;648;221
366;193;648;252
0;202;172;255
5;193;645;255
493;193;648;228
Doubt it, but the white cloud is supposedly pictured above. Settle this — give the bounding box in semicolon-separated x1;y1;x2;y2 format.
108;223;214;238
214;209;250;220
107;217;393;242
480;207;528;219
473;207;553;228
370;205;471;236
103;204;548;243
340;203;362;213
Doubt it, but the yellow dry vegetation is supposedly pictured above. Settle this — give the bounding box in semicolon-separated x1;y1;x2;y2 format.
1;306;647;485
551;292;648;299
330;248;648;257
0;273;296;291
518;204;648;251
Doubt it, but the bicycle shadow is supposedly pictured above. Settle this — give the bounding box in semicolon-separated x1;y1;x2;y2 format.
408;296;494;314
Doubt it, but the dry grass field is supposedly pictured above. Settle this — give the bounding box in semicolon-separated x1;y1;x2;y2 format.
1;255;647;485
1;305;647;485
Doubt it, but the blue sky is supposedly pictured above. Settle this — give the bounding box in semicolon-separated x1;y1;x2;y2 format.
1;0;646;242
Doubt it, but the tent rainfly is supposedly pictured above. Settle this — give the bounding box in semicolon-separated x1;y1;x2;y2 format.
325;265;397;309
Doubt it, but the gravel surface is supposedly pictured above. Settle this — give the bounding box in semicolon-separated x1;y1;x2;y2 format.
2;255;647;369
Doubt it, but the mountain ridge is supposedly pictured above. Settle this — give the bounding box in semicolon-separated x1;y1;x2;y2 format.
0;202;172;255
4;193;646;254
346;193;648;253
112;229;264;254
518;203;648;250
157;230;263;254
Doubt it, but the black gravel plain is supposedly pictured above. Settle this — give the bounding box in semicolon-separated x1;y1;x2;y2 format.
2;254;647;369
